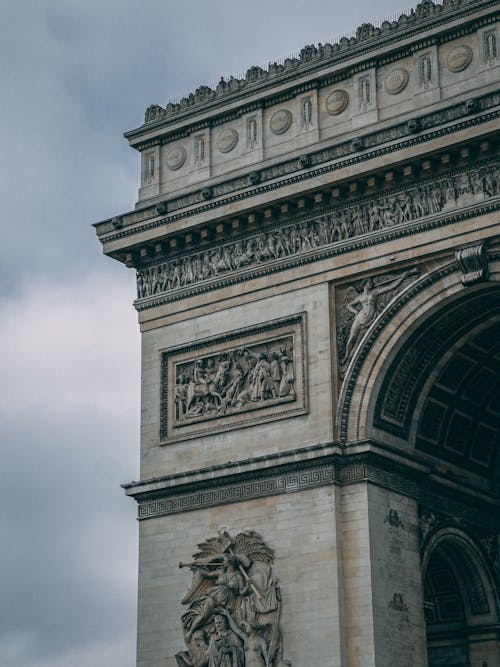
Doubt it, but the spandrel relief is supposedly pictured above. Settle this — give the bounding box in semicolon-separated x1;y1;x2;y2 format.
161;315;307;443
336;269;419;374
176;529;291;667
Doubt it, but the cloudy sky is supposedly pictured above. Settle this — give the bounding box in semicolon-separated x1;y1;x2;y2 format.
1;1;415;665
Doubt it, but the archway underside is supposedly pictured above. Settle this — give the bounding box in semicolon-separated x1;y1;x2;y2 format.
373;285;500;480
415;319;500;476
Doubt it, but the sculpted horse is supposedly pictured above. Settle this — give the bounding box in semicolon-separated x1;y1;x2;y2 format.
186;372;222;416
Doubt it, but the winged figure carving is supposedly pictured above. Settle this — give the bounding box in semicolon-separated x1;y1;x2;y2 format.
336;268;419;372
176;529;291;667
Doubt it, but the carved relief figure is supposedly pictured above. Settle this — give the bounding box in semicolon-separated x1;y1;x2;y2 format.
219;610;268;667
250;353;276;402
207;613;245;667
337;269;419;366
177;530;291;667
184;359;223;416
174;337;295;424
137;162;500;301
278;347;295;398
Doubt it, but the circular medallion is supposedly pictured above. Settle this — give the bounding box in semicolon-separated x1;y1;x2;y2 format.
447;45;473;73
325;89;349;115
384;67;409;95
166;145;187;171
270;109;292;135
216;128;238;153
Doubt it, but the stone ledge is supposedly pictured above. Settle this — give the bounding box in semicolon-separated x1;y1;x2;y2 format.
95;91;500;243
124;441;499;520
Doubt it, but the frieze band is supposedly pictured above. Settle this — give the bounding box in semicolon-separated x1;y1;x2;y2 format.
137;467;335;520
135;459;419;520
137;159;500;303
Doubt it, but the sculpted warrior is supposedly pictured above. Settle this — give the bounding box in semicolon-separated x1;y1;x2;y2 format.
181;554;249;642
219;609;268;667
177;530;291;667
206;613;245;667
250;353;276;402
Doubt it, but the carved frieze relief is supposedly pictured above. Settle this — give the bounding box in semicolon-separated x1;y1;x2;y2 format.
160;315;307;443
175;338;296;424
176;530;291;667
136;159;499;302
114;92;500;236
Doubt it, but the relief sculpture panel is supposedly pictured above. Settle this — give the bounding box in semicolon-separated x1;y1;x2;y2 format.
136;160;499;302
176;529;291;667
161;315;307;443
335;269;419;374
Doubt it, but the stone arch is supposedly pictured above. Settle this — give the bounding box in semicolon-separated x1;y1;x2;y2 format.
422;527;499;622
336;250;500;476
421;527;500;666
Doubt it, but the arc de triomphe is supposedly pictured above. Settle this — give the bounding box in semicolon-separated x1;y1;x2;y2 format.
95;1;500;665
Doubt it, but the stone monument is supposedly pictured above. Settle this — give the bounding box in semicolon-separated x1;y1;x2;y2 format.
95;1;500;664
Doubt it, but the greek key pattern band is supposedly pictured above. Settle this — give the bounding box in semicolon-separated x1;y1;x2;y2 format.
136;460;419;519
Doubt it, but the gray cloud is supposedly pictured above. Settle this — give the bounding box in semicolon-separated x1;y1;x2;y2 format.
1;1;417;665
0;275;139;665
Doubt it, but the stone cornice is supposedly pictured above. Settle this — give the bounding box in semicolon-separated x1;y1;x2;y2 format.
124;441;500;520
124;0;498;147
95;91;500;244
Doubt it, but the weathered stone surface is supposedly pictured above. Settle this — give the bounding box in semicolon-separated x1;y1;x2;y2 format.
96;2;500;665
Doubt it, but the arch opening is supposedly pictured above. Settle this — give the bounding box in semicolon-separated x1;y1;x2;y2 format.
423;531;500;667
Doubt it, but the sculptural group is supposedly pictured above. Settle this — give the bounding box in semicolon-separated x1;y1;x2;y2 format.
175;340;295;423
137;162;499;300
176;530;291;667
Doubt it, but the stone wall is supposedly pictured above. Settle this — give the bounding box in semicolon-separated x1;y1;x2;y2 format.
139;283;332;479
137;486;343;666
